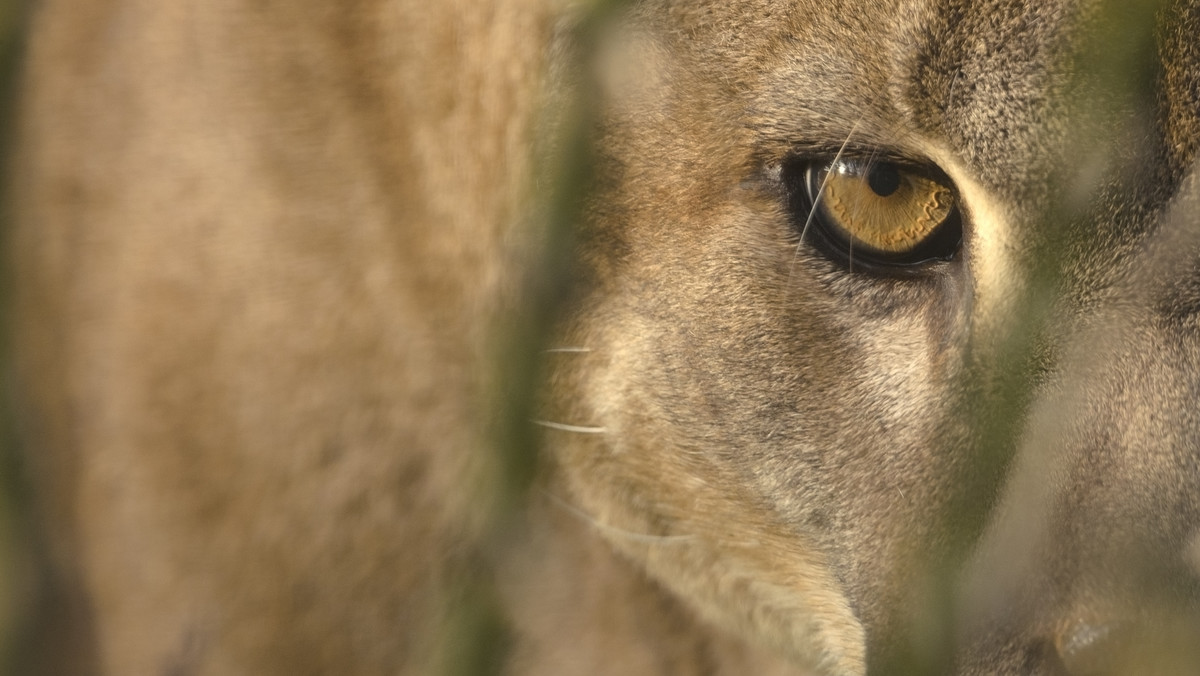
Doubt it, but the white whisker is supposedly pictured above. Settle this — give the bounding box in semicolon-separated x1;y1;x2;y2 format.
544;491;695;545
946;66;963;111
533;420;608;434
544;347;593;353
788;118;861;285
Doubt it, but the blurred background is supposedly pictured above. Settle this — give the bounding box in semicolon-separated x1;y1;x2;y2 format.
1;0;30;671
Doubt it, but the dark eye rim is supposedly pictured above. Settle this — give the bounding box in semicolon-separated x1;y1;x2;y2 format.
780;155;964;276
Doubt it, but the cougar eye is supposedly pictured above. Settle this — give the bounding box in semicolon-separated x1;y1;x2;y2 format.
782;156;963;272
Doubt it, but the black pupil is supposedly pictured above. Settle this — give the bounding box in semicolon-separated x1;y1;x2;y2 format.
867;163;901;197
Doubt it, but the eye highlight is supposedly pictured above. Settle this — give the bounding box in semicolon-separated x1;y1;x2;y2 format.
782;156;963;273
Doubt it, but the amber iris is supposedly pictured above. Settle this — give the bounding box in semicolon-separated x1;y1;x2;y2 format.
812;160;955;255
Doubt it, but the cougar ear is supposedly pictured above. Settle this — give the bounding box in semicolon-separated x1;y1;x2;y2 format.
649;554;866;676
546;344;868;675
607;495;869;676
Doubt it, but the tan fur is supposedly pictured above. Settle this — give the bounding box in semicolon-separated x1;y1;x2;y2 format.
10;1;1200;675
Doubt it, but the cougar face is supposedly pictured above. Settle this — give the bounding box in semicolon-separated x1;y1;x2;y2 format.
10;0;1200;675
545;0;1200;673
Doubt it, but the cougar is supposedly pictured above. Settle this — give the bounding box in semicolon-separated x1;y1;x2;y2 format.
8;0;1200;674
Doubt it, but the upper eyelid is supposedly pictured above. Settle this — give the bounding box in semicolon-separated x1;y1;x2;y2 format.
780;153;956;184
762;145;942;175
782;140;908;160
800;149;939;171
755;149;960;199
